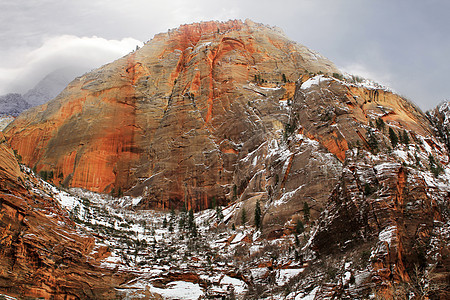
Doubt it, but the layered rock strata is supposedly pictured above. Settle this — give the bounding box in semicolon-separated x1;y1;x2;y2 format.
0;135;130;299
4;20;339;211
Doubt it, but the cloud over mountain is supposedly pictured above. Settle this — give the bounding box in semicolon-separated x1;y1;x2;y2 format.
0;35;142;94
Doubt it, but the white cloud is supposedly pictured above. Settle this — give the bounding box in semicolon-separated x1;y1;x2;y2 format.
0;35;142;94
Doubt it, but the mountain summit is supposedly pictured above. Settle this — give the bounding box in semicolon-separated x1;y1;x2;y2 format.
5;19;339;207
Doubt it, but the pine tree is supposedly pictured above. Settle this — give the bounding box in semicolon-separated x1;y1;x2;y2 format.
241;208;247;227
188;209;195;229
401;130;410;145
210;196;216;209
188;209;197;237
389;127;399;148
254;200;262;230
295;219;304;234
429;154;443;178
303;202;310;223
375;117;385;131
216;205;224;222
170;208;176;222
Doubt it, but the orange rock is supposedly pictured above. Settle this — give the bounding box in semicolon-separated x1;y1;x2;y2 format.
5;20;339;209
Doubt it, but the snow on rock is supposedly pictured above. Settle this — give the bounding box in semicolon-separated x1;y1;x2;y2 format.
300;75;330;90
220;275;247;294
0;115;14;131
149;281;203;300
378;225;397;246
294;286;319;300
276;268;304;286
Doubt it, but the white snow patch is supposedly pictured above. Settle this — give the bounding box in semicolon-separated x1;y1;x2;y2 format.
276;268;304;285
300;75;330;90
259;86;282;91
149;281;203;300
295;286;319;300
378;225;397;246
273;184;305;207
231;232;246;244
220;275;247;294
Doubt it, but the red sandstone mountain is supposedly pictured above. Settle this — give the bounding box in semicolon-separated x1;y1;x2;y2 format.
2;20;449;299
4;20;338;209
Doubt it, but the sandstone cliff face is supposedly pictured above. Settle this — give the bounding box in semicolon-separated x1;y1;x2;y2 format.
5;20;339;211
4;20;444;233
0;140;130;299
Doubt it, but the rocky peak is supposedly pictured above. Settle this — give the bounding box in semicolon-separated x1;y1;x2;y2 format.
4;19;339;210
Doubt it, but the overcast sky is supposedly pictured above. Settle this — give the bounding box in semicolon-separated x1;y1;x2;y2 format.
1;0;449;110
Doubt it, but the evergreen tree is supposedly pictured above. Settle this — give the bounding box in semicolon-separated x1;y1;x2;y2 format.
188;209;195;229
375;117;385;131
429;154;443;178
295;219;304;234
162;216;168;228
282;73;287;83
170;208;176;222
400;130;410;145
254;200;262;230
188;209;197;236
389;127;399;148
303;202;310;223
241;208;247;227
210;196;216;209
216;205;224;222
178;212;186;230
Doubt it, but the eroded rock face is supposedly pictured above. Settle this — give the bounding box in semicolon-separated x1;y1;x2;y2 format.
5;20;444;234
0;141;131;299
4;20;339;211
311;152;450;298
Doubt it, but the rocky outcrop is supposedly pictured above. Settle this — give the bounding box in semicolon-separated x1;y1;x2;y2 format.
427;101;450;151
0;138;131;299
311;150;449;298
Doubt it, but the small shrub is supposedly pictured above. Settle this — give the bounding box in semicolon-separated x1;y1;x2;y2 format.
363;183;377;196
332;73;344;80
